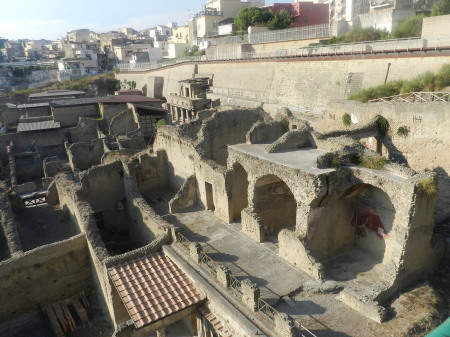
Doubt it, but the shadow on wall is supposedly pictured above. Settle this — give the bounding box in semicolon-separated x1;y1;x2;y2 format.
381;135;409;166
433;166;450;225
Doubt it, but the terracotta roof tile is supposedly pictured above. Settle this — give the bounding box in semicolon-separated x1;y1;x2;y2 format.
108;251;205;329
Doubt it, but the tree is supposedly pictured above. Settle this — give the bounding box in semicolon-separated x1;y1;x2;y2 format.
391;15;424;38
234;7;273;31
431;0;450;16
267;8;293;30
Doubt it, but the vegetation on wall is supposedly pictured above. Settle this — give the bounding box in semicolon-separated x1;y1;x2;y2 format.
342;113;351;126
156;119;167;128
396;126;409;137
267;9;293;30
234;7;292;32
348;64;450;102
376;115;389;135
391;14;425;38
234;7;274;31
9;72;120;97
358;155;390;170
420;177;437;196
184;45;205;57
325;13;427;45
431;0;450;16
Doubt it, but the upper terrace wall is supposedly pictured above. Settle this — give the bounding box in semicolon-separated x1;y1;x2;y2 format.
116;54;450;110
116;64;196;99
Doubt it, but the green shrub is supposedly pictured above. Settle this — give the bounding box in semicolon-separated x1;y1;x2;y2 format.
342;113;351;126
267;8;293;30
391;15;425;38
376;115;389;135
396;126;408;136
330;157;342;168
156;119;167;128
431;0;450;16
348;63;450;101
420;177;437;195
358;155;389;170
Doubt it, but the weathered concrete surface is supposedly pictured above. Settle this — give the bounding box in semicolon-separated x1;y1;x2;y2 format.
163;208;317;303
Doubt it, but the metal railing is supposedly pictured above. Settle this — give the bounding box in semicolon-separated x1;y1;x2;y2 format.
199;251;217;275
249;24;330;44
229;274;242;295
176;232;191;250
117;36;450;73
257;298;276;322
369;91;450;103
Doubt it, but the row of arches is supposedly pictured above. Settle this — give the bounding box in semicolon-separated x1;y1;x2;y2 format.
228;162;396;280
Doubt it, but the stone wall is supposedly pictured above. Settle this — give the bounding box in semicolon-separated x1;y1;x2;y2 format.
153;126;231;222
195;107;265;166
100;103;128;127
0;234;91;322
318;100;450;224
116;54;450;110
0;130;65;164
109;109;138;135
68;118;99;144
52;105;99;127
246;120;286;144
67;138;104;171
134;150;168;199
79;161;128;231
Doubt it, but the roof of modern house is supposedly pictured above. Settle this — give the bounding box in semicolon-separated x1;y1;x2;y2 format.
98;95;163;104
17;120;61;132
107;252;204;329
28;90;86;98
49;97;102;107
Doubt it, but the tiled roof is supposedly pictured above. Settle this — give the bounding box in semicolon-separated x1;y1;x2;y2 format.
107;252;205;329
203;311;233;337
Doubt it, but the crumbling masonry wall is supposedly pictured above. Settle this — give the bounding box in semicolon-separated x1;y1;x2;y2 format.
0;234;91;322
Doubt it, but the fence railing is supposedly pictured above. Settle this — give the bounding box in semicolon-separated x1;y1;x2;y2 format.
369;91;450;103
229;274;242;295
199;251;217;275
257;298;276;322
250;24;330;44
176;232;191;250
117;36;450;73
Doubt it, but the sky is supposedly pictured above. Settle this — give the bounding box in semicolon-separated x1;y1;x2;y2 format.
0;0;286;41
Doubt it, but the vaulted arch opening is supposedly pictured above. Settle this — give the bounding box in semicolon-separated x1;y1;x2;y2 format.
309;183;395;281
253;174;296;243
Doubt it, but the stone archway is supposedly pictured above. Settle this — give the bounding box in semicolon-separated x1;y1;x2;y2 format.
230;163;249;221
309;183;395;281
253;174;296;243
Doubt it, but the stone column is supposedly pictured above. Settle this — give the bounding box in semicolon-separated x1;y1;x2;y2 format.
156;329;166;337
216;265;231;287
241;279;260;312
189;242;202;263
274;313;297;337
